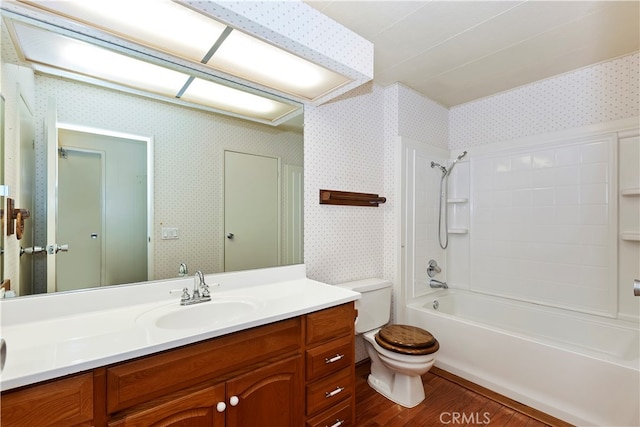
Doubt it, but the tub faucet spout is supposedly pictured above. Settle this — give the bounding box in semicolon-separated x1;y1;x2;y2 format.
429;278;448;289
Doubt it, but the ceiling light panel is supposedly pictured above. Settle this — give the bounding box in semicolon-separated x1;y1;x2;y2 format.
208;28;351;100
180;78;298;121
10;21;189;97
19;0;227;62
19;0;352;101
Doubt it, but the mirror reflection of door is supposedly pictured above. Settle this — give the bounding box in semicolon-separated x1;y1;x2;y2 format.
18;94;35;296
51;127;150;291
56;148;104;291
224;151;280;272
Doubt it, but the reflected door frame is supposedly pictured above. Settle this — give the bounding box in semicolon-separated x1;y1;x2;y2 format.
46;98;155;292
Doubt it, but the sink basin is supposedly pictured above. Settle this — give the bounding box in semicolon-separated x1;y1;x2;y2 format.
137;298;262;331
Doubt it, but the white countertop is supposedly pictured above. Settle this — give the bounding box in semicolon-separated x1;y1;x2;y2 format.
0;265;360;391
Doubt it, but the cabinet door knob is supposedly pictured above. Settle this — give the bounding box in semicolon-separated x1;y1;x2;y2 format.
216;402;226;412
229;395;240;406
328;420;345;427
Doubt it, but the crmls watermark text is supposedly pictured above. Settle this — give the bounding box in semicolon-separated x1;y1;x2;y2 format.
439;411;491;425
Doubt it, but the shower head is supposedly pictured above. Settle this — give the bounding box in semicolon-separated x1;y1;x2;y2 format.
445;151;468;176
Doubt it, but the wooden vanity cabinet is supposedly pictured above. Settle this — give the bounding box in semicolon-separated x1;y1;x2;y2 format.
109;356;302;427
304;303;357;427
1;302;356;427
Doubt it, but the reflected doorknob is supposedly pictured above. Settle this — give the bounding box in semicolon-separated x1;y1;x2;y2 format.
47;244;69;254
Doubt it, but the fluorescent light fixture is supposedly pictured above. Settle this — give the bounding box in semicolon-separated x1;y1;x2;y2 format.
181;78;297;121
209;28;351;100
8;21;299;123
19;0;352;101
19;0;227;62
11;21;188;98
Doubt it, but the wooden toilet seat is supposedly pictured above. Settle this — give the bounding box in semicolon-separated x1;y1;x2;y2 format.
374;324;439;355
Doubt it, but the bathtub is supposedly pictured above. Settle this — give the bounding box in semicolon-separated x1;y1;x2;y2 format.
406;289;640;427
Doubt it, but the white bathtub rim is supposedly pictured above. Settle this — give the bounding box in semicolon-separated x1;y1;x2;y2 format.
407;290;640;371
413;287;640;328
406;301;640;427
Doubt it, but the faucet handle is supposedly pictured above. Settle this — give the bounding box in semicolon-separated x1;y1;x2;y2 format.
427;259;442;277
200;283;210;298
170;287;191;303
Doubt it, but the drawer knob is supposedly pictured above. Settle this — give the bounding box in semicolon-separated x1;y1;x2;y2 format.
324;353;345;364
325;386;344;399
328;419;345;427
229;395;240;407
216;402;226;413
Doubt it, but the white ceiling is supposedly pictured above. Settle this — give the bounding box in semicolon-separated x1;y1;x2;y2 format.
305;0;640;107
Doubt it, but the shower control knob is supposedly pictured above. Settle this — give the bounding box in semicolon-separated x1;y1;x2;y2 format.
427;259;441;277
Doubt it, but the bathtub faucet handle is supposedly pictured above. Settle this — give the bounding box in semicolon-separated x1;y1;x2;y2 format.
427;259;441;277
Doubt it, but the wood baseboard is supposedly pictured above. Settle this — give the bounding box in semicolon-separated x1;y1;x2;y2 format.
430;367;574;427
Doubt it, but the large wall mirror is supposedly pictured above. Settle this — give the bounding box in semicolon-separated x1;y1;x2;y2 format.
1;7;304;298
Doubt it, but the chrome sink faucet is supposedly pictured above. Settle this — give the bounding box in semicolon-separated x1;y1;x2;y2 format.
177;270;213;305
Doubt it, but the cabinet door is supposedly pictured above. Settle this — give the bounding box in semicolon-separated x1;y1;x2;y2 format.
108;383;225;427
226;356;303;427
1;373;93;427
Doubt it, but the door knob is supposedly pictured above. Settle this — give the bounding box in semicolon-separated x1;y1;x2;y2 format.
226;233;234;240
229;396;239;406
47;244;69;254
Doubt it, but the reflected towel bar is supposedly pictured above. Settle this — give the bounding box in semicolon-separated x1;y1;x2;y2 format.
319;189;386;207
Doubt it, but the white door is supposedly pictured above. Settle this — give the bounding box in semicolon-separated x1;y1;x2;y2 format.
56;148;103;291
224;151;280;272
283;164;303;264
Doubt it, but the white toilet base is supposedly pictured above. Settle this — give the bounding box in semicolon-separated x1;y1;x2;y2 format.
367;370;427;408
363;328;437;408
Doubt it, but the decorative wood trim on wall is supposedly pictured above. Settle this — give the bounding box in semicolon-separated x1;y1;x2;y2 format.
319;189;386;207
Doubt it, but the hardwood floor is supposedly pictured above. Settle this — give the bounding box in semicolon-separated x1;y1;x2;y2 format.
355;361;573;427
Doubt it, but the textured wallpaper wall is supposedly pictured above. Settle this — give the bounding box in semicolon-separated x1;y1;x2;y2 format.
450;53;640;149
304;82;385;285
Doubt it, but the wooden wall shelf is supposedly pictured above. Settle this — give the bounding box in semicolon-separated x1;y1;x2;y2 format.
319;189;386;207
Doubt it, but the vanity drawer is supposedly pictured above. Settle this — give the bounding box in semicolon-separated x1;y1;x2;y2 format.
106;317;301;413
1;372;93;427
306;399;354;427
306;367;353;417
306;303;355;346
306;335;353;381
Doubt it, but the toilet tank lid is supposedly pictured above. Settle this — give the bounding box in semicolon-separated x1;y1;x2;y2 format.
336;278;391;292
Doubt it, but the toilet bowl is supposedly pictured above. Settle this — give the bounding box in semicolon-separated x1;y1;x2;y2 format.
363;327;437;407
336;278;439;408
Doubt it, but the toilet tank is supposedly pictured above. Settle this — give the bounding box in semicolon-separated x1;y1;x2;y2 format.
337;278;392;334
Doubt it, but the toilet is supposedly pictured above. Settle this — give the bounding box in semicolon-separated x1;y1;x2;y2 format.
338;278;438;408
